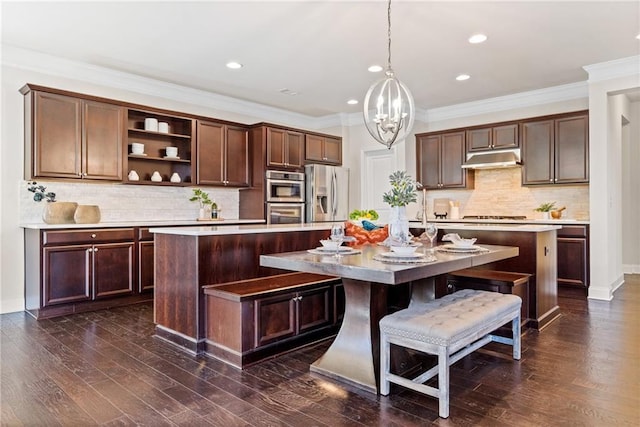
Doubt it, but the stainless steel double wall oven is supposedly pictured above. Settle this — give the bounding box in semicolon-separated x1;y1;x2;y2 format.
265;170;305;224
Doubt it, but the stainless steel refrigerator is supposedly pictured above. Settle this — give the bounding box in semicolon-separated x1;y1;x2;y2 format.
305;165;349;222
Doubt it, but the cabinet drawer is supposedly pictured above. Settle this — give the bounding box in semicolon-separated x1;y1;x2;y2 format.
43;228;135;245
557;225;587;238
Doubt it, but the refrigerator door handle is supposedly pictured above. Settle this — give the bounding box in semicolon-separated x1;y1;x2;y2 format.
330;169;337;220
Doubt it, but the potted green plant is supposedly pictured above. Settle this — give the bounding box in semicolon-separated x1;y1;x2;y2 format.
534;202;556;220
383;171;417;241
189;188;213;220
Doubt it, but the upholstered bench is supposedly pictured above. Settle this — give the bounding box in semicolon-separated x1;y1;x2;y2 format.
379;289;522;418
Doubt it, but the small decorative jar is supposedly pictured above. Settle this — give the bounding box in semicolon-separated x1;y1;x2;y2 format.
74;205;101;224
42;202;78;224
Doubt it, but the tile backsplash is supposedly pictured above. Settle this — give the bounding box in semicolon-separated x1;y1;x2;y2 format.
20;181;240;224
421;168;589;220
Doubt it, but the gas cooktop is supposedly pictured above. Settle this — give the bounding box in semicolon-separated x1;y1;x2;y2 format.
462;215;528;220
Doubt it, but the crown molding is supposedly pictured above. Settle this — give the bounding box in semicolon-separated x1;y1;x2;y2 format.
1;44;332;130
583;56;640;82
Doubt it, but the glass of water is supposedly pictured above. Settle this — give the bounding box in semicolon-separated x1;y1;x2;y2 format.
330;223;345;258
423;223;438;248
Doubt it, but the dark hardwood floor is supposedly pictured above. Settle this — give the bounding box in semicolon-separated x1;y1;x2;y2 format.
2;275;639;426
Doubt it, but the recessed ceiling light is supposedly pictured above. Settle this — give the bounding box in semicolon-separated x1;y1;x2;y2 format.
468;34;487;44
279;88;299;96
636;33;640;40
456;74;471;81
347;99;359;105
226;61;243;69
368;65;383;73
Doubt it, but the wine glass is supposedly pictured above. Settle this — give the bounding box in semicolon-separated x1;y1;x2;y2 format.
423;223;438;248
330;223;345;258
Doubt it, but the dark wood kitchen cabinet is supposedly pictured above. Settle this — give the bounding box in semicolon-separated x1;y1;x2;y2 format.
138;227;155;293
266;127;304;170
24;227;147;319
196;120;249;187
416;131;473;190
256;284;333;346
22;87;124;181
557;225;590;291
305;134;342;165
466;123;519;152
522;111;589;185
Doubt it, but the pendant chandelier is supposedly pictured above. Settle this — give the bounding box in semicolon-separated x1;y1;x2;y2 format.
363;0;415;149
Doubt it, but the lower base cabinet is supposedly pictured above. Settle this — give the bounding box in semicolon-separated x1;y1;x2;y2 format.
557;225;589;291
25;227;148;319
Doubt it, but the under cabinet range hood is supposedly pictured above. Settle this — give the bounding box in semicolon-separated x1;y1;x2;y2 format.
461;148;522;169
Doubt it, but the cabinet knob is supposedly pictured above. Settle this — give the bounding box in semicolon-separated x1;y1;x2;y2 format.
93;247;99;253
550;179;553;182
83;172;88;177
91;233;96;238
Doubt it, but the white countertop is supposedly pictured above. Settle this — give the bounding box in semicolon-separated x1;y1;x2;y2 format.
20;218;265;230
150;222;340;236
411;222;561;232
411;218;589;225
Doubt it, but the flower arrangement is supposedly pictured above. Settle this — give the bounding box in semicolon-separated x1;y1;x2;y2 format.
534;202;556;212
27;181;56;202
382;171;417;207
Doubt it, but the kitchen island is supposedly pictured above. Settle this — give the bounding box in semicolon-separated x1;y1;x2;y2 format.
150;223;338;353
412;222;562;330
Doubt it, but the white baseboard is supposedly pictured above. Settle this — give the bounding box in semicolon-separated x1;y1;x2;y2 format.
622;264;640;274
0;298;25;315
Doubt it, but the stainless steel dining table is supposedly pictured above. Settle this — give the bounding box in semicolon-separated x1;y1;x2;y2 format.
260;243;519;393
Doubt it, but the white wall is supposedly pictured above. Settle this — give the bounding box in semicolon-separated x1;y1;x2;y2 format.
585;56;640;300
622;101;640;273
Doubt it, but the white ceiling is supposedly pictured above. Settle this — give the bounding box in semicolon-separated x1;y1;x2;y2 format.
2;1;639;117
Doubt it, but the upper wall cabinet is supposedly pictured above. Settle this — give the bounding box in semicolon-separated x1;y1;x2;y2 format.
521;112;589;185
266;127;304;170
22;87;124;181
466;123;519;152
196;120;249;187
124;109;195;185
416;131;473;190
305;134;342;165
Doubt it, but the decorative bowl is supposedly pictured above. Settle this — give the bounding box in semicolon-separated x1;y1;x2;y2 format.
390;245;419;256
452;238;477;248
320;239;341;250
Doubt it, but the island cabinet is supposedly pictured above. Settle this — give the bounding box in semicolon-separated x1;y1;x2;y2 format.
21;86;124;181
557;225;590;291
416;131;473;190
203;272;341;367
265;127;304;170
24;228;145;319
125;108;195;185
521;111;589;185
466;123;519;152
305;134;342;165
196;120;250;187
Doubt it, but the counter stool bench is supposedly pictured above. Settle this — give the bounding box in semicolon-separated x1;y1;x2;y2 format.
203;272;342;368
380;289;522;418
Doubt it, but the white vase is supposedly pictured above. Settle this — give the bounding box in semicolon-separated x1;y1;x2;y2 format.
388;206;410;241
198;206;212;220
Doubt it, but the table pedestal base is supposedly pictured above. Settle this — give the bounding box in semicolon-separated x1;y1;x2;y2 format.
310;278;387;393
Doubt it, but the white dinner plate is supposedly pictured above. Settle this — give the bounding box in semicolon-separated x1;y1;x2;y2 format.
437;244;488;253
314;246;353;253
379;251;426;259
